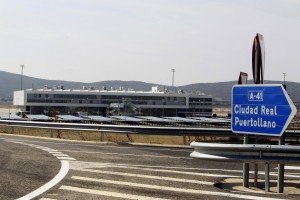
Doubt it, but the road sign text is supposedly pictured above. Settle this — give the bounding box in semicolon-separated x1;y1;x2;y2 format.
231;84;297;136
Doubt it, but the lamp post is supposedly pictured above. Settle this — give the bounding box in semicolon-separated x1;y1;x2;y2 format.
283;73;287;90
171;68;175;89
20;65;25;90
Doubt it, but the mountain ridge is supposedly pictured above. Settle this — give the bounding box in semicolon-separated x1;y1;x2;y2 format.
0;70;299;102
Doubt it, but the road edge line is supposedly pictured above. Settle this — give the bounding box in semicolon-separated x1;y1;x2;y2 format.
17;160;69;200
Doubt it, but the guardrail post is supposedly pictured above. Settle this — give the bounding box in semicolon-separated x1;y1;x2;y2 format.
100;132;104;142
183;135;187;145
243;135;250;188
265;162;270;192
277;133;285;193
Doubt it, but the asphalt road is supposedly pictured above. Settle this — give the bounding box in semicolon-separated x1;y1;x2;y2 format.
0;133;299;200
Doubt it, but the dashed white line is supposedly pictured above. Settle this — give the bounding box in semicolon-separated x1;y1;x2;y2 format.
52;153;69;157
56;157;76;161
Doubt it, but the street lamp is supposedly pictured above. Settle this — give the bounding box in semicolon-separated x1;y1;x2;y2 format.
283;73;287;90
171;68;175;88
20;65;25;90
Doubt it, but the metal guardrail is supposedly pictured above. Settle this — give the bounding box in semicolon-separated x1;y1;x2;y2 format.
0;119;300;138
190;142;300;163
0;119;232;136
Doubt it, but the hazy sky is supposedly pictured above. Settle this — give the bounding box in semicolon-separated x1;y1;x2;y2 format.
0;0;299;86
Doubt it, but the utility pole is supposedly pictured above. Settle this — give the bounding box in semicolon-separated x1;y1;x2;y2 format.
171;68;175;88
20;65;25;90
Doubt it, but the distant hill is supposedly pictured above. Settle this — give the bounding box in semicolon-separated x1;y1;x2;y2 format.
0;70;299;102
0;70;160;99
178;80;300;103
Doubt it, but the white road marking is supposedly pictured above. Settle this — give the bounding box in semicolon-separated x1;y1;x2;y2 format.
68;160;247;177
276;166;300;170
269;172;300;178
76;161;244;173
104;162;300;178
62;149;192;159
70;160;237;178
3;139;73;199
70;167;214;185
107;165;239;178
60;185;170;200
71;176;287;200
57;157;76;161
17;160;69;200
52;153;69;157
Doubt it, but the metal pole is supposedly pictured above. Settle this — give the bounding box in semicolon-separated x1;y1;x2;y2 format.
277;133;285;193
283;73;287;90
265;162;270;192
171;69;175;88
8;105;11;120
243;135;250;188
254;163;258;187
254;135;258;187
277;83;286;193
20;65;25;90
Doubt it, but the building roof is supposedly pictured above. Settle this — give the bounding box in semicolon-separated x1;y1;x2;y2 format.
20;87;210;97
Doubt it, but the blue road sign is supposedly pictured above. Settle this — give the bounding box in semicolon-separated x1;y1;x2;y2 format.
232;84;297;136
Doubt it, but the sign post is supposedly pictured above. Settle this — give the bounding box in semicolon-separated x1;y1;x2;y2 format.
232;84;296;137
251;33;265;189
238;72;250;188
232;84;297;192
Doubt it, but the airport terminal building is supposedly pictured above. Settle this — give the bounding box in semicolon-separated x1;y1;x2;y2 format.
13;86;212;117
